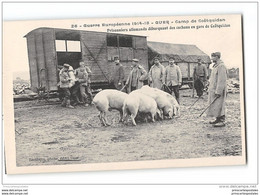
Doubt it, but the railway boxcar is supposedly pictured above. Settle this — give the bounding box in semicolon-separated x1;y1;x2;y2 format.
24;27;148;92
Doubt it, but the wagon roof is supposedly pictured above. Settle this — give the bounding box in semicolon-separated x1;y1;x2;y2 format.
147;41;211;63
24;27;147;38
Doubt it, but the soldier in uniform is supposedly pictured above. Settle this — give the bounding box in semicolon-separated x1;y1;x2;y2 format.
148;57;165;89
83;61;94;105
207;52;228;127
111;57;125;90
75;61;89;107
165;57;182;104
193;57;208;97
59;64;74;108
125;58;147;93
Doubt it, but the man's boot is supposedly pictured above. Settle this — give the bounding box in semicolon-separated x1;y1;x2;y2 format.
213;115;226;127
209;117;220;124
61;99;66;107
66;100;74;109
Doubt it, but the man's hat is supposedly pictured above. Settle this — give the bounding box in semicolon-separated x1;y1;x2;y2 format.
211;52;221;58
114;56;119;61
132;58;139;62
63;63;70;68
153;56;160;60
169;56;175;60
197;57;202;60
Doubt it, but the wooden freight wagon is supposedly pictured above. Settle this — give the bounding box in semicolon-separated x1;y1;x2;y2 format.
147;41;211;88
24;27;148;92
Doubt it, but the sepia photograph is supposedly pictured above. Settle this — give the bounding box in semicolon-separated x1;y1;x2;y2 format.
3;14;246;174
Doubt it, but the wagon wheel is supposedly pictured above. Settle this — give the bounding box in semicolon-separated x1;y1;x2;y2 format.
36;86;50;102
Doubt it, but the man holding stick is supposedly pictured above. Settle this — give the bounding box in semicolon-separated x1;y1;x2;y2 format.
207;52;228;127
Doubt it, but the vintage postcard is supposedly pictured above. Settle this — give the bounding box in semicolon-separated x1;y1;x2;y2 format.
3;14;246;174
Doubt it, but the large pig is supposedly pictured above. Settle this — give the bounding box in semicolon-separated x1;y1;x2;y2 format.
141;85;180;117
123;91;161;126
93;89;128;126
138;86;173;119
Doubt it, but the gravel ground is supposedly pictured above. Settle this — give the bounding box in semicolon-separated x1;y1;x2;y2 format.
14;89;243;166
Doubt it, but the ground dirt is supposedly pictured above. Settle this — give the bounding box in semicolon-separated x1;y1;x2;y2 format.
14;88;243;166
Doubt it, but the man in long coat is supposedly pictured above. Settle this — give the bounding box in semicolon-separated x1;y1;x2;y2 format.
125;58;147;93
207;52;228;127
148;57;165;89
111;57;125;90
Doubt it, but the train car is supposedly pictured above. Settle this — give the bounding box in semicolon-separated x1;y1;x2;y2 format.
147;41;211;88
24;28;211;93
24;27;148;92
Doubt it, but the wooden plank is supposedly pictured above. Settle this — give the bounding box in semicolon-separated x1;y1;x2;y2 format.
80;31;109;83
133;36;147;49
133;48;149;72
26;34;39;92
189;63;196;79
107;47;119;61
42;29;58;91
177;62;188;78
119;47;133;61
35;30;48;89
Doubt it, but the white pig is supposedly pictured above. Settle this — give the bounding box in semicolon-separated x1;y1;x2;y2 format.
93;89;128;126
138;87;173;119
141;85;180;117
123;90;161;126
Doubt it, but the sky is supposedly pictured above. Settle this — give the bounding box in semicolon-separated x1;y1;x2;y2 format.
4;14;243;78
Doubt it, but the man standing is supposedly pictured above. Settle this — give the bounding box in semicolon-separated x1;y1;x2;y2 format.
165;57;182;104
207;52;228;127
193;57;208;97
111;57;125;90
125;58;147;93
148;57;165;89
59;64;74;108
75;60;92;106
83;61;94;104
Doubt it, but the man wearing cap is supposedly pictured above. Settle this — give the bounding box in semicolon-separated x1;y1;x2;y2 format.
125;59;147;93
83;61;93;104
59;64;74;108
193;57;208;97
148;57;165;89
111;57;125;90
165;57;182;104
75;61;89;106
207;52;228;127
75;60;93;106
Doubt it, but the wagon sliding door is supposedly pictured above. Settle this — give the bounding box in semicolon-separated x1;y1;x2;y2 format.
42;29;58;91
80;32;109;83
29;29;58;92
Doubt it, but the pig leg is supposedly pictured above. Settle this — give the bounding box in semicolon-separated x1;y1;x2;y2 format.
150;112;156;122
119;110;123;122
156;108;162;120
103;112;111;126
130;114;137;126
99;112;107;126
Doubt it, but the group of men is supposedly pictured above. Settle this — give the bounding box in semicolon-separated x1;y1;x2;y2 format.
59;60;93;109
59;51;228;128
111;57;183;104
110;52;228;127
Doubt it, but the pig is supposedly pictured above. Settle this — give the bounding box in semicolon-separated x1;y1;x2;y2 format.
93;89;128;126
122;90;161;126
141;85;180;117
138;86;174;119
